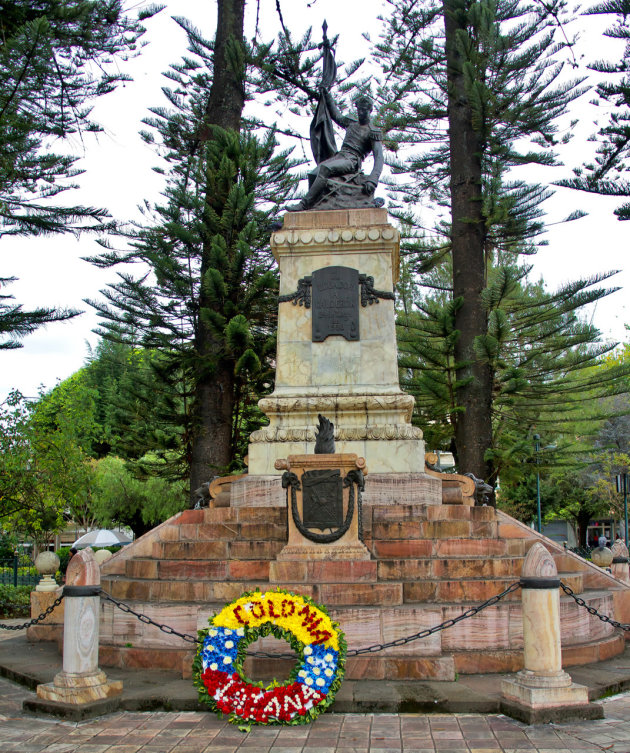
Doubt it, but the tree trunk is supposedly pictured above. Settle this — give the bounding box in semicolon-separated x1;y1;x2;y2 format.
443;0;493;486
189;0;247;502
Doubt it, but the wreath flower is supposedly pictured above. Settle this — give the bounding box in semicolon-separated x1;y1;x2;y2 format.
192;588;346;728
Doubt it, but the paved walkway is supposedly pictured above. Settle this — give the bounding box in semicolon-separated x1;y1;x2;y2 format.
1;673;630;753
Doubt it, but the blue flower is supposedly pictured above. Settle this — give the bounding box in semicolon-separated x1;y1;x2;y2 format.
201;626;243;672
296;644;339;694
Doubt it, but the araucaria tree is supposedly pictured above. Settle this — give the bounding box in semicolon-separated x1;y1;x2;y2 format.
89;2;298;500
558;0;630;219
0;0;160;347
373;0;598;482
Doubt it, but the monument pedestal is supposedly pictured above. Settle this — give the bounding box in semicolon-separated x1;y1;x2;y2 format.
247;208;427;478
274;453;370;562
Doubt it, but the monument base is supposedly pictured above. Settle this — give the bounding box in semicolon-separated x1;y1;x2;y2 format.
37;669;123;705
502;669;589;708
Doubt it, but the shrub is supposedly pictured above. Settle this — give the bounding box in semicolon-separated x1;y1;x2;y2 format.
0;585;31;618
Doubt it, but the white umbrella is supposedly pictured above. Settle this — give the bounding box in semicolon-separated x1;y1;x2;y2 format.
72;529;132;549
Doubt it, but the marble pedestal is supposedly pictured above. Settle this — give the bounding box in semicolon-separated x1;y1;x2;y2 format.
247;208;425;476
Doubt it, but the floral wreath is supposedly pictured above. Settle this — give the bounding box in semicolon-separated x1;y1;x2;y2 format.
193;588;346;728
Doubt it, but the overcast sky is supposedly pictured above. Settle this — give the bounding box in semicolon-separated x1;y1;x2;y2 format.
2;0;627;401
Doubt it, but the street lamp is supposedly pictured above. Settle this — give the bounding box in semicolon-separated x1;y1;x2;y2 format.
615;472;629;545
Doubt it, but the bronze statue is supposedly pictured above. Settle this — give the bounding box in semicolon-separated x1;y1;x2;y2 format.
290;23;384;211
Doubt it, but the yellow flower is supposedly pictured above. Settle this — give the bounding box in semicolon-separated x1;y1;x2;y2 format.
213;591;339;650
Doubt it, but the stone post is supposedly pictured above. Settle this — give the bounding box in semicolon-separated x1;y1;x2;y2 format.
611;539;630;584
36;548;122;705
27;551;64;643
501;542;600;723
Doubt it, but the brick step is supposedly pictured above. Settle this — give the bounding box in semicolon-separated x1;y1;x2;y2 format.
104;568;591;607
452;632;625;675
152;540;284;561
369;538;533;559
369;504;495;523
377;557;525;580
402;573;585;603
367;518;497;541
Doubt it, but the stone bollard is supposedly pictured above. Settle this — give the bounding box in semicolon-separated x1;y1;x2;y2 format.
36;548;122;706
611;539;630;584
501;542;601;723
27;551;64;643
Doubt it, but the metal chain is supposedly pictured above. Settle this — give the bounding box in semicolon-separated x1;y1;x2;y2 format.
100;590;201;644
0;594;64;631
560;581;630;631
348;579;521;656
101;582;522;658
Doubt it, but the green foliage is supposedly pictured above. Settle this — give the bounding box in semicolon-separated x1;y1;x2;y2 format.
0;584;31;618
558;0;630;219
87;21;299;488
0;1;161;349
399;261;630;482
91;456;187;538
0;532;18;560
0;0;161;237
0;390;67;543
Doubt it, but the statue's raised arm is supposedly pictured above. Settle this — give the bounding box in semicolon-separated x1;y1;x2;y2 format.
290;24;384;212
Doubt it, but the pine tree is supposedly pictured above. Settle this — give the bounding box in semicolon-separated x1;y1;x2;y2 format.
88;8;298;498
0;277;76;349
399;259;630;485
557;0;630;219
0;0;161;347
373;0;591;481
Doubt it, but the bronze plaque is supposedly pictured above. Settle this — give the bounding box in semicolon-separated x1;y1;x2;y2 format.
312;266;359;342
302;469;343;530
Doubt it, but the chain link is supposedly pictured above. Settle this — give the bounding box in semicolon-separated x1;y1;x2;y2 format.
348;580;521;656
0;594;64;631
100;591;201;644
560;581;630;631
100;582;522;658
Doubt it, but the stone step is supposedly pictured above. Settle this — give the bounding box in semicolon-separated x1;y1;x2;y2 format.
367;519;497;541
369;504;495;523
377;557;525;580
402;573;585;603
152;540;285;561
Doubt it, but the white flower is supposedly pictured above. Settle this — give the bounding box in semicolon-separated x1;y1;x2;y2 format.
206;645;215;652
223;656;232;664
325;669;333;677
316;678;325;686
298;670;307;678
210;662;218;671
236;628;245;636
209;629;217;637
307;657;314;664
324;653;333;662
313;668;320;675
224;629;232;635
304;646;312;655
225;640;234;649
305;677;313;685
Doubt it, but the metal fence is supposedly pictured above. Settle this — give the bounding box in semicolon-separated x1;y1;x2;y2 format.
0;555;40;587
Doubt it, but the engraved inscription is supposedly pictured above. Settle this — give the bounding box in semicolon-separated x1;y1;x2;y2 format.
302;469;344;530
312;266;359;342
